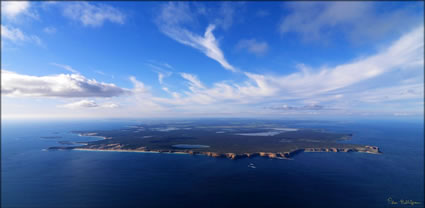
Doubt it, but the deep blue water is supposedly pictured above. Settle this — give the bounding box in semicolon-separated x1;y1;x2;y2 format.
1;119;424;208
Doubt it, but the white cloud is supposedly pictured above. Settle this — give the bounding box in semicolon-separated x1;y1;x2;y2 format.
236;39;269;56
1;1;36;20
200;25;237;71
157;3;237;72
61;99;98;108
1;25;42;45
2;70;130;98
50;63;79;74
62;2;125;27
60;99;119;109
1;1;30;18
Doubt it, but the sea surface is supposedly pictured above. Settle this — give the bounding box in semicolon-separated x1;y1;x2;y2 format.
1;119;424;208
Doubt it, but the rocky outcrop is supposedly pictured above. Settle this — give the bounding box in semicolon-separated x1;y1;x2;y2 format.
361;145;381;154
225;153;237;159
304;146;381;154
204;152;222;158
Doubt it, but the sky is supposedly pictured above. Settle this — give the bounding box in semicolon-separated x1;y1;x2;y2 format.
1;1;424;119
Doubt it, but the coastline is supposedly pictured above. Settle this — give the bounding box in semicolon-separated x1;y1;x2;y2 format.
73;148;190;155
68;146;381;160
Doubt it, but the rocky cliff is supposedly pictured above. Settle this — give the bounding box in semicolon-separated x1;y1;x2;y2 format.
48;144;381;160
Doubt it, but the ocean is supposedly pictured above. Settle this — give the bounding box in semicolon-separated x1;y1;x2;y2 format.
1;119;423;208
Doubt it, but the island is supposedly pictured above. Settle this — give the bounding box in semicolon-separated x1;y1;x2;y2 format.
48;120;381;159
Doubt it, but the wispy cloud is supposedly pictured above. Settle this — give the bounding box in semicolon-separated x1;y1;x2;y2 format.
181;73;205;90
50;63;79;74
1;25;42;45
255;25;424;98
147;60;174;70
1;70;129;98
62;2;125;27
1;25;26;42
152;26;423;110
156;2;237;72
236;39;269;56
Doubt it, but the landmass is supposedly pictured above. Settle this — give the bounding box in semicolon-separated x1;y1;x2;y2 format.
48;120;381;159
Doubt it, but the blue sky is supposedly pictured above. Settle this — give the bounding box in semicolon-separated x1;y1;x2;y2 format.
1;1;424;119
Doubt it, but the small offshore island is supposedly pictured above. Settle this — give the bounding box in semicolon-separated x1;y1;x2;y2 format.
48;120;381;159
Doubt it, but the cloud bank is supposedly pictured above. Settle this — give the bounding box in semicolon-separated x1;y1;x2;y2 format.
1;70;129;98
